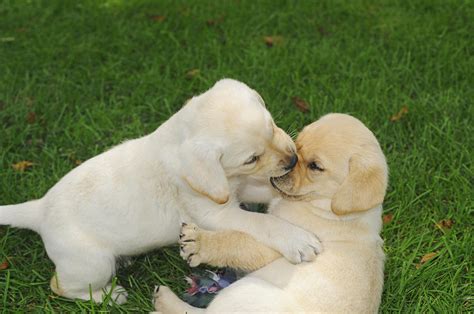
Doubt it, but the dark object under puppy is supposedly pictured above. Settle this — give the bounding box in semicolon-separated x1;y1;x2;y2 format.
182;268;239;308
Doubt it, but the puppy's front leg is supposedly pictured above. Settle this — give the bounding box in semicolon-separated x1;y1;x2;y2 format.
180;223;281;272
195;206;322;264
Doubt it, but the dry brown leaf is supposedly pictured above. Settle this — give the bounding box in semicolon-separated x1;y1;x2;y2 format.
186;69;200;79
75;160;82;166
383;213;394;224
390;106;409;122
0;260;9;271
12;161;34;172
150;15;166;22
27;111;36;124
416;251;438;269
263;36;284;47
435;219;454;230
292;97;310;113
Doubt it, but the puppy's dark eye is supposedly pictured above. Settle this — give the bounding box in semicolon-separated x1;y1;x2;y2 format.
244;155;259;165
308;161;324;171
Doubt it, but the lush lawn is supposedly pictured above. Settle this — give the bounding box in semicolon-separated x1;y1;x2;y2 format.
0;0;472;312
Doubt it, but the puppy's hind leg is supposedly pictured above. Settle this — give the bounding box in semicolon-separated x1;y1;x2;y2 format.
153;286;203;314
48;242;127;304
207;277;303;312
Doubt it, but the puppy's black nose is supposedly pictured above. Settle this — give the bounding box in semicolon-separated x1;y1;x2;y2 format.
284;154;298;171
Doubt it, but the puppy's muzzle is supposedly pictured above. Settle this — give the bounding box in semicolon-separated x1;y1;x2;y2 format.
284;154;298;171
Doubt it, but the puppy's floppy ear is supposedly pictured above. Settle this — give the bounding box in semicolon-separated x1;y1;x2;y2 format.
331;151;388;215
179;139;230;204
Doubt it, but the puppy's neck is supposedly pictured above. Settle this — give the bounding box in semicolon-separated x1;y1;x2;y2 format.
308;199;336;220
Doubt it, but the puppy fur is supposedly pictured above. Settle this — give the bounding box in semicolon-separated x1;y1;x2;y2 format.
0;79;321;303
155;113;388;313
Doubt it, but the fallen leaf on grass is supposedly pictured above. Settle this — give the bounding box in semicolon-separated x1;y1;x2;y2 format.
186;69;200;79
150;15;166;22
26;111;36;124
390;106;408;122
75;160;82;166
0;260;9;270
292;97;310;113
263;36;284;47
12;161;34;172
435;219;454;230
415;251;438;269
383;213;393;224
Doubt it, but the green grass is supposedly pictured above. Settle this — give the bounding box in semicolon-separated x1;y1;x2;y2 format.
0;0;472;312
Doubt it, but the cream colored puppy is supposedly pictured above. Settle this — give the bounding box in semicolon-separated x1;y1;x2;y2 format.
0;79;321;304
154;113;388;313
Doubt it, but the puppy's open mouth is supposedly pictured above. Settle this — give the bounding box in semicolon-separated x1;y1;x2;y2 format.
270;177;305;200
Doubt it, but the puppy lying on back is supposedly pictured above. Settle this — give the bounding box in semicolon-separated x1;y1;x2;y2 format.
0;79;321;303
154;113;388;313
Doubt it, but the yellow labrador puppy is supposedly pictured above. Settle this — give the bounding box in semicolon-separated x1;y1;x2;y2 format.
0;79;321;303
154;113;388;313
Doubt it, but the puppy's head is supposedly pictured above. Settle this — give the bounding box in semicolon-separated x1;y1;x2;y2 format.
270;113;388;215
179;79;297;204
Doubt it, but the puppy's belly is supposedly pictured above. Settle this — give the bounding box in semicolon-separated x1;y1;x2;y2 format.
248;243;381;311
107;204;182;256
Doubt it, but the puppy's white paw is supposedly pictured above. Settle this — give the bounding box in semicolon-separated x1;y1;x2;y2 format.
152;285;164;311
153;285;185;313
277;226;323;264
80;284;128;305
179;223;203;267
104;284;128;305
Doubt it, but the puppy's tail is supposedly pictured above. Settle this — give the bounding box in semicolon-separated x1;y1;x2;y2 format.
0;199;43;232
